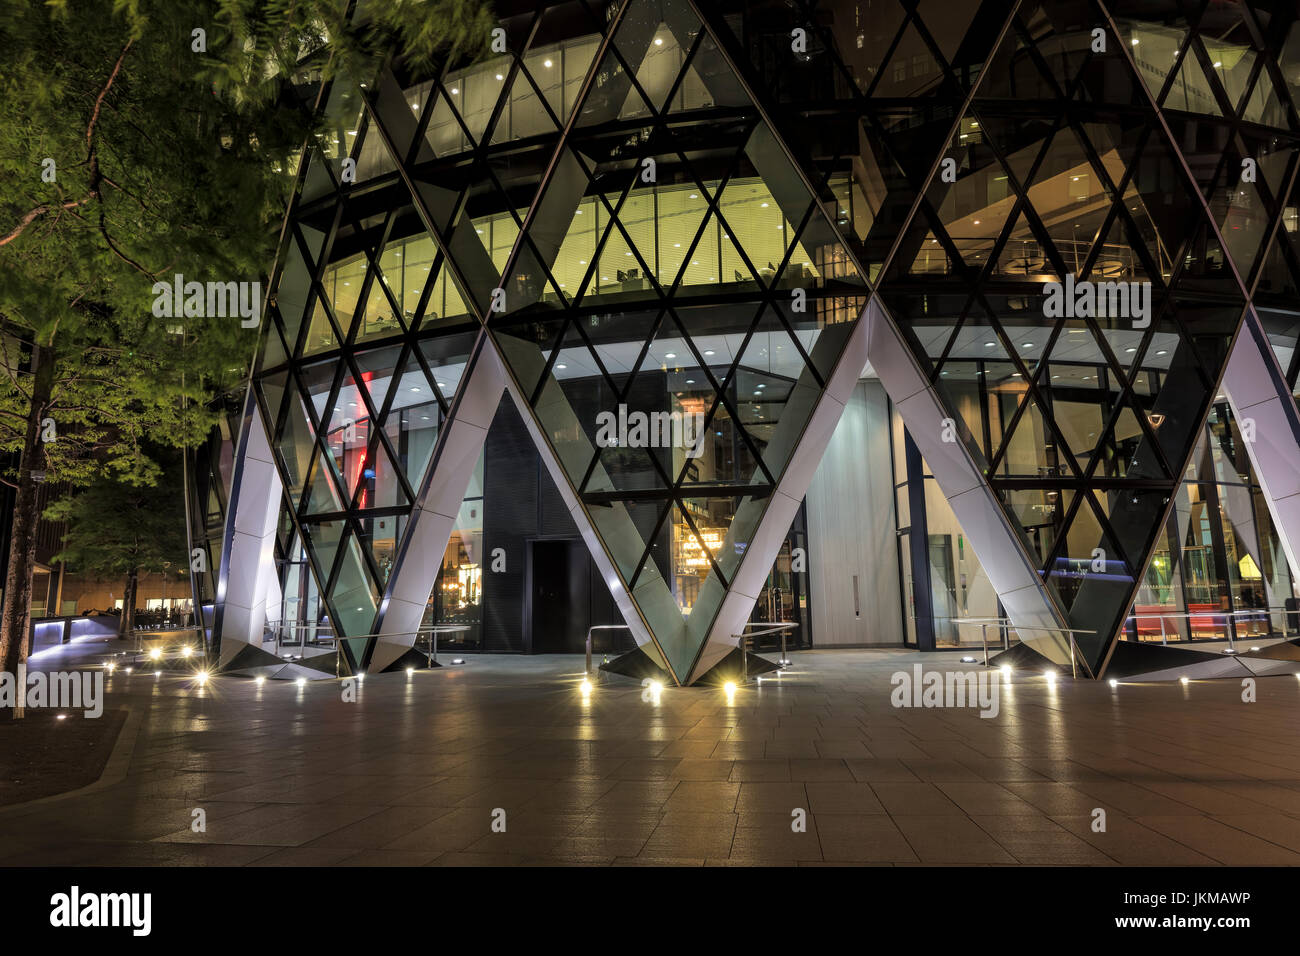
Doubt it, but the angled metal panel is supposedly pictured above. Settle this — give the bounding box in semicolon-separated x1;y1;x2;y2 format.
370;331;506;671
1222;307;1300;580
688;301;873;682
865;298;1073;666
213;388;284;669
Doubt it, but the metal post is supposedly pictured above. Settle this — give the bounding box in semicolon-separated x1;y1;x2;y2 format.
982;623;989;667
585;627;592;675
1068;630;1077;680
1159;615;1166;645
432;629;438;666
740;631;747;682
779;629;787;667
1227;610;1237;652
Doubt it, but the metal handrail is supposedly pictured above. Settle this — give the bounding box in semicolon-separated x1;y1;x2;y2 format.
1124;605;1292;651
734;622;799;681
585;625;631;675
420;625;472;667
957;618;1097;678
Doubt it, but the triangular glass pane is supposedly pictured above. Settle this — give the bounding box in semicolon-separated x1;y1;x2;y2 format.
274;238;314;357
354;114;398;182
1240;62;1293;127
303;451;345;515
1254;226;1300;299
423;260;473;329
329;531;379;636
577;46;655;125
873;22;944;98
355;263;407;344
593;189;659;302
1084;208;1152;285
300;147;336;203
302;292;341;356
1114;19;1188;100
1201;36;1256;116
490;64;563;146
1000;486;1071;570
356;514;405;589
276;388;317;503
914;0;982;73
674;498;736;588
384;398;440;494
993;211;1046;278
441;54;514;145
609;0;702;115
419;331;478;404
527;26;599;124
260;310;290;370
301;519;347;597
352;345;403;422
319;74;366;170
655;183;711;291
423;87;473;157
498;313;571;400
348;438;408;511
321;252;366;340
1212;177;1270;279
1161;41;1228;116
258;370;289;434
675;32;749;110
992;393;1068;479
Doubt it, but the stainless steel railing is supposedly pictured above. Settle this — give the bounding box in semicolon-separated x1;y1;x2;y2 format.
585;625;632;675
733;622;799;681
1123;606;1294;652
955;617;1097;678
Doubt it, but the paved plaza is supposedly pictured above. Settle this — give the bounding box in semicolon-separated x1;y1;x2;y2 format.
3;643;1300;866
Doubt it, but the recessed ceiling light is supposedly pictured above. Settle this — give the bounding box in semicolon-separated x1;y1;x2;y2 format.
556;364;567;370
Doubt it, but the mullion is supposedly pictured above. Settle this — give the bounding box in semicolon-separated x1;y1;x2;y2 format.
668;303;780;489
658;121;759;296
977;288;1088;482
628;497;680;590
673;498;730;588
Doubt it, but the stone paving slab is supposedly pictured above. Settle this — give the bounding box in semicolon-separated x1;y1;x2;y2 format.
2;648;1300;866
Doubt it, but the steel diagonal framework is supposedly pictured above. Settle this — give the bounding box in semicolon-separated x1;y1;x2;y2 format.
211;0;1300;682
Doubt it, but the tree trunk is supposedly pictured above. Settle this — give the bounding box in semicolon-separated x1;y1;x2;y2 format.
0;343;54;679
119;567;138;639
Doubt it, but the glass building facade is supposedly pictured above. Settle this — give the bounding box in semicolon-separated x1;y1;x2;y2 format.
210;0;1300;682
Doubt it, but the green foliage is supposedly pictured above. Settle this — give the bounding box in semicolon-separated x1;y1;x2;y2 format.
44;458;188;578
0;0;491;488
0;0;308;486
